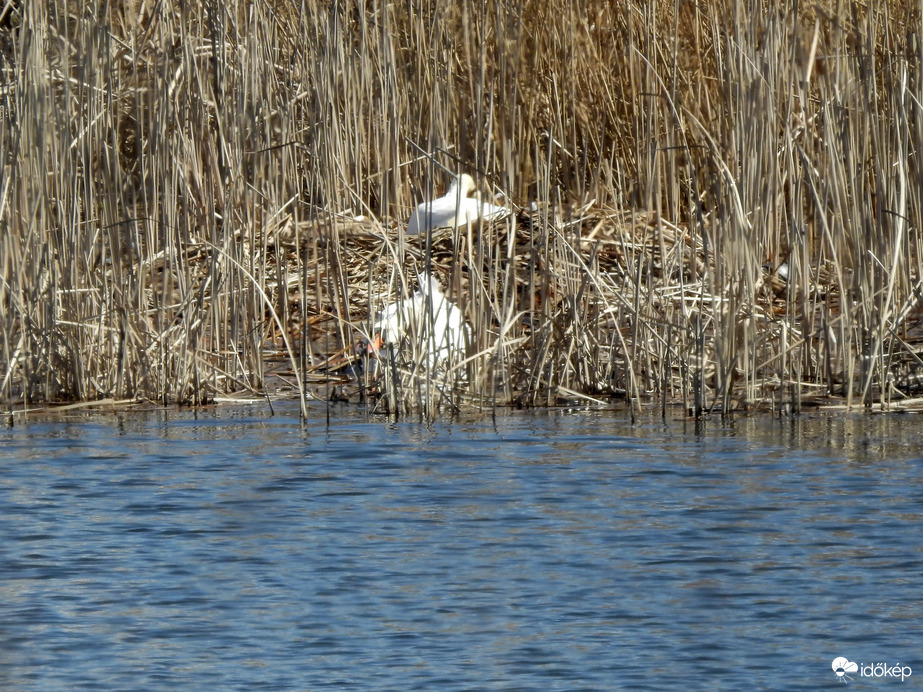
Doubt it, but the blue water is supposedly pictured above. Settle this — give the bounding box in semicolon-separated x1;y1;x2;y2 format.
0;405;921;690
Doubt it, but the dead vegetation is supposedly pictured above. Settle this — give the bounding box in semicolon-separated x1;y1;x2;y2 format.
3;0;923;417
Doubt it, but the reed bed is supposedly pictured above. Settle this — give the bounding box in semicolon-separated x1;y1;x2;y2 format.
2;0;923;417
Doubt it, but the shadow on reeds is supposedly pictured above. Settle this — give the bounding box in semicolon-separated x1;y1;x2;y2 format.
3;1;923;418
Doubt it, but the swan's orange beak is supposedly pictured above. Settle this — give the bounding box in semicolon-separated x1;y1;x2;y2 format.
365;333;384;356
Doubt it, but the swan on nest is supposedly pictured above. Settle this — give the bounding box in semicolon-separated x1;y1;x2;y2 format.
405;173;511;236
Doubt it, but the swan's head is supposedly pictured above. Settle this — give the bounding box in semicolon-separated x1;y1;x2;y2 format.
449;173;477;198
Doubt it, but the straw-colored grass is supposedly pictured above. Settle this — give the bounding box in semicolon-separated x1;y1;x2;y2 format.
2;0;923;417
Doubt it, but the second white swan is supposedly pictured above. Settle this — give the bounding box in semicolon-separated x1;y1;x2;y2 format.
369;272;469;368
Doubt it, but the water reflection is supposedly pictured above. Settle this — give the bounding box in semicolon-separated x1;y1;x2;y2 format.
1;405;920;690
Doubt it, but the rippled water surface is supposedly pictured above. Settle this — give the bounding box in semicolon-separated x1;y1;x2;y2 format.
1;404;921;690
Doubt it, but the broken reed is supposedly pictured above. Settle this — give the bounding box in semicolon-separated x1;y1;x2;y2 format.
1;0;922;415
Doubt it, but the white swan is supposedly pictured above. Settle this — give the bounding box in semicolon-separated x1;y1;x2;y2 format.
369;272;469;367
406;174;511;235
